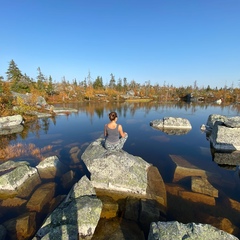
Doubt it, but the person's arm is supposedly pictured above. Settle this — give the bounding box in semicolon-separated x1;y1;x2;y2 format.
104;124;107;137
118;124;126;138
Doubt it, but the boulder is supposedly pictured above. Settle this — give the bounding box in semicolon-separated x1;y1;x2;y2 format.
0;197;27;208
213;151;240;167
26;182;56;212
93;217;145;240
81;138;151;195
0;115;23;128
0;160;29;174
35;175;102;240
169;155;218;182
150;117;192;130
199;214;239;237
53;108;78;114
36;96;47;107
36;156;68;179
179;189;216;206
3;212;36;240
191;176;218;198
0;225;7;240
204;114;240;151
210;124;240;151
148;221;238;240
0;162;41;199
80;138;167;238
206;114;227;129
224;116;240;128
60;170;76;189
69;146;82;164
68;175;96;199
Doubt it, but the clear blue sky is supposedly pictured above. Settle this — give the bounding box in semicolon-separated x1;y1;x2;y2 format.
1;0;240;88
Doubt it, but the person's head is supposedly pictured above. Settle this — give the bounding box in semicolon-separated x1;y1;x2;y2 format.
109;111;118;121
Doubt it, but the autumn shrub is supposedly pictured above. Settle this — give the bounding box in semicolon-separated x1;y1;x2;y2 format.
105;88;118;98
12;96;37;115
0;95;14;116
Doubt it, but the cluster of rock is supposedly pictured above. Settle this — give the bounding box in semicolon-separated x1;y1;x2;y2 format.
1;113;240;239
0;137;239;239
0;107;78;135
0;156;77;239
34;138;238;239
11;92;48;108
150;114;240;151
34;138;167;239
34;176;102;240
165;153;240;238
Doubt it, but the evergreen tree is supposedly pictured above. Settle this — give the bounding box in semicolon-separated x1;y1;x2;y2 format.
93;76;103;89
123;77;128;91
206;85;211;91
87;71;92;86
72;78;77;86
46;75;54;95
6;59;23;91
37;67;45;91
116;78;122;91
16;73;32;93
109;73;116;89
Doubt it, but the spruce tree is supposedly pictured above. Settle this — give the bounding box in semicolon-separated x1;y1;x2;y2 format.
6;59;23;92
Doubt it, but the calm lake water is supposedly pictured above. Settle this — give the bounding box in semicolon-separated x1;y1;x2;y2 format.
1;101;240;239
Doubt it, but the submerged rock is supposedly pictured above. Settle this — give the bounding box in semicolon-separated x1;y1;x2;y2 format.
36;156;68;179
3;212;37;240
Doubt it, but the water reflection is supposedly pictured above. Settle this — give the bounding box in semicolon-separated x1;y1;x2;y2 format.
0;102;240;239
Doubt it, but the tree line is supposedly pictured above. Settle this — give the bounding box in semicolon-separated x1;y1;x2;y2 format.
0;59;240;109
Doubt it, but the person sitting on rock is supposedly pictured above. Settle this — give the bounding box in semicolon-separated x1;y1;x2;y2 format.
104;111;128;151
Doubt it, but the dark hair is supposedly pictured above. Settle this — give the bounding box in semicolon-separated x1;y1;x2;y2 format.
109;112;118;121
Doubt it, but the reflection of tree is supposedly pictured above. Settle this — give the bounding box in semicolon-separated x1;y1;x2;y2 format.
95;107;104;118
51;116;57;126
21;119;41;139
0;135;17;159
41;118;50;134
0;143;52;162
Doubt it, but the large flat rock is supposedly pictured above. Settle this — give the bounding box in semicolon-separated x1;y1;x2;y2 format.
81;138;151;195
